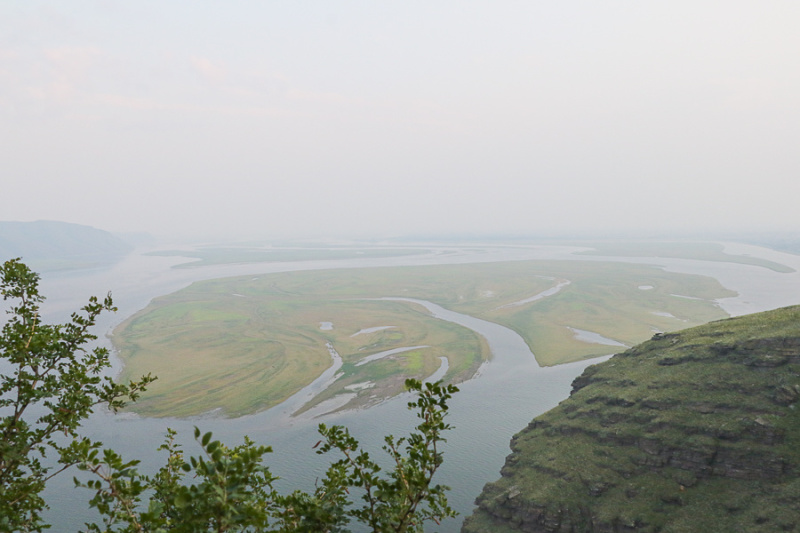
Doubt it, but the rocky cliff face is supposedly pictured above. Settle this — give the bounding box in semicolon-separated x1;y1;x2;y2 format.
462;306;800;533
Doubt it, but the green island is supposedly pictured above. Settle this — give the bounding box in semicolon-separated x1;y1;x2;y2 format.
114;259;734;418
145;245;439;268
575;240;796;273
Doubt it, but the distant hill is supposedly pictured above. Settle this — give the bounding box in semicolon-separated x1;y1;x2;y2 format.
463;306;800;532
0;221;133;271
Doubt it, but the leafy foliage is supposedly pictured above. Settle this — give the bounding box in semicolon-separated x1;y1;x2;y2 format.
278;379;458;533
74;429;276;532
73;380;457;532
0;259;154;531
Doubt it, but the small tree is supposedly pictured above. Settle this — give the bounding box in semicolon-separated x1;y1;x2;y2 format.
0;258;154;531
74;379;457;532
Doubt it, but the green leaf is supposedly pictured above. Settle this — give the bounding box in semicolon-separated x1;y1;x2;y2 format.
174;491;191;509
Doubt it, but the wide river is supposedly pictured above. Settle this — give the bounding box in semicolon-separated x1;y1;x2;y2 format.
34;242;800;532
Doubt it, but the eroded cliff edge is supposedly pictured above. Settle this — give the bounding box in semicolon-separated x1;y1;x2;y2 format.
462;305;800;532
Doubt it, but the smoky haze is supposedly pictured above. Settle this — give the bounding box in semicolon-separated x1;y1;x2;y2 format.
1;2;798;240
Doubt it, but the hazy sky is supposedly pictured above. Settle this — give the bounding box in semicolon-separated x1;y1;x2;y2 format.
2;2;798;240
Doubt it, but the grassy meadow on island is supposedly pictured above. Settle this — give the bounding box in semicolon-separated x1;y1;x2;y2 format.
114;254;736;418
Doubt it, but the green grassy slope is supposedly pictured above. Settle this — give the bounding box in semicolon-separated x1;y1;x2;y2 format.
463;305;800;533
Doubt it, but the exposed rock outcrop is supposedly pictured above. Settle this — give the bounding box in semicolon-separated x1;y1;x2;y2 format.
462;306;800;533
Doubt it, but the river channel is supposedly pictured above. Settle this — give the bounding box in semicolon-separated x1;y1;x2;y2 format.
33;243;800;531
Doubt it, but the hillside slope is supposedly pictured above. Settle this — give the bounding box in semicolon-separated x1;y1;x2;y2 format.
0;220;132;270
462;306;800;532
